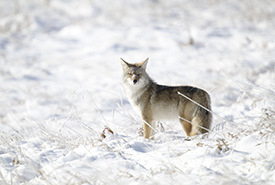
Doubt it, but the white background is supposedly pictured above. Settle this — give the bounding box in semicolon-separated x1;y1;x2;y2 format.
0;0;275;184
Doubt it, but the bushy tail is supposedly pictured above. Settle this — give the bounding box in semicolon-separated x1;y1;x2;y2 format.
203;92;212;132
193;91;212;134
179;90;212;135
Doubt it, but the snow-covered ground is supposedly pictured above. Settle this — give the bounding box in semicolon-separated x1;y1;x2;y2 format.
0;0;275;184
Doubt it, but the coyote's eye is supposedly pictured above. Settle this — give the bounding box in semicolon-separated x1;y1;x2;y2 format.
128;72;133;76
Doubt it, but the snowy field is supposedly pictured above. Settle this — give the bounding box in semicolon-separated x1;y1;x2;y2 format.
0;0;275;184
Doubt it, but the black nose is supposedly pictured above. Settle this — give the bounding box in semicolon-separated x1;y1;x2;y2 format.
133;79;137;84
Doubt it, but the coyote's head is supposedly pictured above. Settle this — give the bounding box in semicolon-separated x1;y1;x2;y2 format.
120;58;149;86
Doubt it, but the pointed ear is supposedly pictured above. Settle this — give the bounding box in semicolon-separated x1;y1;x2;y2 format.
120;58;129;71
140;58;149;71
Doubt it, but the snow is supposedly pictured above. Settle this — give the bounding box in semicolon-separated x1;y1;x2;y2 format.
0;0;275;184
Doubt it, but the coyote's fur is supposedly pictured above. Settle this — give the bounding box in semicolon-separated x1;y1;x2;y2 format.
120;58;212;139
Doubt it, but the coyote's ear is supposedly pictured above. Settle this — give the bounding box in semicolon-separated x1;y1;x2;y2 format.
120;58;129;71
140;58;149;71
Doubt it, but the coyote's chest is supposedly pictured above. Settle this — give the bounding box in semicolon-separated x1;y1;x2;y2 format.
123;84;149;117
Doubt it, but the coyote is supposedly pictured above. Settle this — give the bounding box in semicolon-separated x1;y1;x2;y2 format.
120;58;212;139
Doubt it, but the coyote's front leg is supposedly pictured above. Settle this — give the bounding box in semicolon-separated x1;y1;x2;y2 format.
142;115;155;139
143;120;151;139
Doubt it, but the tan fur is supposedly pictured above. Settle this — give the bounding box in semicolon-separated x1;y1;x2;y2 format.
120;58;212;139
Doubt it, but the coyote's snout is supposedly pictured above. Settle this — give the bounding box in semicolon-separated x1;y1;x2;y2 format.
129;73;139;84
120;58;212;139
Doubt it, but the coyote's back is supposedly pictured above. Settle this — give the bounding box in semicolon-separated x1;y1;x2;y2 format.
121;58;212;139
